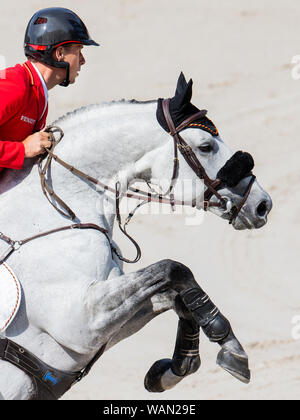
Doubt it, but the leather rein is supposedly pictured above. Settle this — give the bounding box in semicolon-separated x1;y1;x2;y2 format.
0;99;256;266
36;99;255;260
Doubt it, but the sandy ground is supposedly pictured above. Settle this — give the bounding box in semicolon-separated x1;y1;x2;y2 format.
1;0;300;400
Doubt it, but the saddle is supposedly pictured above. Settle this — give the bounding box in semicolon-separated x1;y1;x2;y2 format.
0;261;106;399
0;263;21;333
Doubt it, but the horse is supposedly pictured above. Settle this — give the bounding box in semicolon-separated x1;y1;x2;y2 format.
0;73;272;400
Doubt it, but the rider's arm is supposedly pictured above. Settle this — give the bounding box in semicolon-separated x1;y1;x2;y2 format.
0;140;25;170
0;131;52;166
0;74;51;168
0;83;25;170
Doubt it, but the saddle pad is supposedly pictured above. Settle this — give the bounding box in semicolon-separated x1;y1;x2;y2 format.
0;263;21;332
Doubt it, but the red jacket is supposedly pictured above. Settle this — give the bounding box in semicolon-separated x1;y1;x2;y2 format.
0;60;48;172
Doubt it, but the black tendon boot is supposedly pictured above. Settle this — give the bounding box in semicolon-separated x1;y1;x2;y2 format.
179;288;250;383
144;318;200;393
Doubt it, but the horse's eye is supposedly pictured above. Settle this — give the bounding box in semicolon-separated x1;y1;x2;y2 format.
199;144;212;153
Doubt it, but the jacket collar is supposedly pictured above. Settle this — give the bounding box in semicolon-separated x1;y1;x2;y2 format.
23;60;48;122
23;60;39;86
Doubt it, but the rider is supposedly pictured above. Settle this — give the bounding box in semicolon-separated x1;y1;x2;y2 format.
0;7;99;173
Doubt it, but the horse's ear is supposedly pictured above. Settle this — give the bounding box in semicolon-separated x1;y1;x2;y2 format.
175;72;188;96
174;73;193;109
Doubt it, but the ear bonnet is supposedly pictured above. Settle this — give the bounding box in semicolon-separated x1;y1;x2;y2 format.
156;72;219;137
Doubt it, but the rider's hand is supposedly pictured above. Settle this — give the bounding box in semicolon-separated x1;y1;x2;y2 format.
22;131;52;158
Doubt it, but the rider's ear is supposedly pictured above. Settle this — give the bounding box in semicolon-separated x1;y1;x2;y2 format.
54;46;64;62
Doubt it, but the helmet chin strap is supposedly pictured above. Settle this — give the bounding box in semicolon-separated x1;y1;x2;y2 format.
50;59;70;88
35;54;70;87
59;63;70;87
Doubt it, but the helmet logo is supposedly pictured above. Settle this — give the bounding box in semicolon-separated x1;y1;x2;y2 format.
34;17;48;25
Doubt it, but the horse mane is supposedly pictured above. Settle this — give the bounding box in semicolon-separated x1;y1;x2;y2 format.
53;99;157;126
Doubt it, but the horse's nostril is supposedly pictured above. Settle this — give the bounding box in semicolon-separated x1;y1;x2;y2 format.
257;201;267;217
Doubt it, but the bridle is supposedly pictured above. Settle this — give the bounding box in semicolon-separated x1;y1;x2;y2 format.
160;98;256;225
35;99;256;261
0;100;256;266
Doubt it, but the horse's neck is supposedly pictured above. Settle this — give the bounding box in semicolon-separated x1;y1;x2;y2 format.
54;101;158;169
0;101;170;236
48;101;166;229
0;101;171;237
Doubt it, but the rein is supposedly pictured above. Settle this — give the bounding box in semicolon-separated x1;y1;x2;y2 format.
0;223;114;265
0;102;256;266
36;120;228;263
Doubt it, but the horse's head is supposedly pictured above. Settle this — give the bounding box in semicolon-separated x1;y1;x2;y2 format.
154;72;272;230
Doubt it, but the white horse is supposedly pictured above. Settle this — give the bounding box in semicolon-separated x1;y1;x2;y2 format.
0;74;272;400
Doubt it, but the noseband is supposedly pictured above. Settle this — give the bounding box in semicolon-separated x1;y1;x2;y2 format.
161;98;256;224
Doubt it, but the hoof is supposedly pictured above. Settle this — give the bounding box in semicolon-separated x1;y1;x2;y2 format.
144;359;172;393
216;348;251;384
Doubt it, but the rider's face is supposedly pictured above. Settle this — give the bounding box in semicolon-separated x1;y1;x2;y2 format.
55;43;86;85
62;44;86;84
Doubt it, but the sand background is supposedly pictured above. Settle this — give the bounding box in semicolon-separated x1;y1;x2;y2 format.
1;0;300;400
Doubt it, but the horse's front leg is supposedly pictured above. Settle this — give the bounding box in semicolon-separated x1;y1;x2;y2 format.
144;314;201;393
90;259;249;389
144;260;250;391
87;260;176;342
103;288;201;393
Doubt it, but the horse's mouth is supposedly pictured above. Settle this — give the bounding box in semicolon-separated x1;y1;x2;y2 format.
220;206;254;230
232;214;254;230
232;212;269;230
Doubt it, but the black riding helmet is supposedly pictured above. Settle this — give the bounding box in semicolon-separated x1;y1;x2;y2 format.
24;7;99;87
